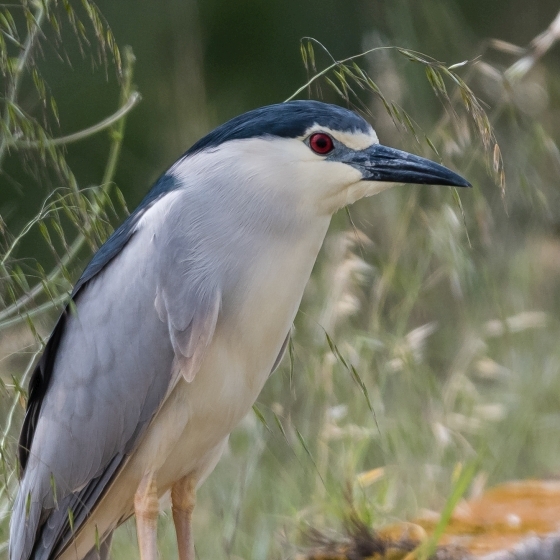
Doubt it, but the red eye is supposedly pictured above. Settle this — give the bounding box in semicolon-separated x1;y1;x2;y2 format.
309;133;334;155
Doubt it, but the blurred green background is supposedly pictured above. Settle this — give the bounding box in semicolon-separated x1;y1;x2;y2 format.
4;0;560;215
2;0;560;558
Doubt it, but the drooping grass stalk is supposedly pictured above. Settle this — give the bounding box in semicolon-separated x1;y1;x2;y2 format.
285;41;393;103
0;47;138;328
10;90;140;149
0;346;42;507
0;0;49;171
0;8;138;527
0;293;67;332
101;46;137;188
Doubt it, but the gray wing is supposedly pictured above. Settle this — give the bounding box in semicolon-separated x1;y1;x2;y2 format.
10;185;221;560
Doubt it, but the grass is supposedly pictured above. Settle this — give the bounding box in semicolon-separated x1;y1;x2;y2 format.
2;4;560;559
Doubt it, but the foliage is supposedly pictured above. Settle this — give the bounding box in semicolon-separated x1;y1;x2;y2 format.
0;0;138;549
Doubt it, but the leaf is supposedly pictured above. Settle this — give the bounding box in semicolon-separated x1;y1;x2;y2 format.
452;188;472;248
325;331;379;432
325;77;345;100
300;41;308;71
493;143;501;174
50;473;58;506
448;60;468;70
391;102;404;125
324;330;349;369
32;68;46;102
425;66;447;97
307;41;316;72
252;404;271;433
397;48;430;64
288;334;295;390
350;365;379;433
416;460;478;560
50;95;60;124
273;412;288;441
295;428;325;487
25;492;31;518
402;109;419;143
425;135;440;158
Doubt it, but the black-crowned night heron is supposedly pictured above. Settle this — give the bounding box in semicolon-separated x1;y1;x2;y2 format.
10;100;470;560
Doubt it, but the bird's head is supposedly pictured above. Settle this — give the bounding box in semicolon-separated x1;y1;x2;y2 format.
176;100;470;217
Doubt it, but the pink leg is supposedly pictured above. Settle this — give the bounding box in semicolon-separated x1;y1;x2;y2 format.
171;474;197;560
134;473;159;560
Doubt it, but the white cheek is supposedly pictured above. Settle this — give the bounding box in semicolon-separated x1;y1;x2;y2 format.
344;180;398;207
307;163;364;215
313;178;400;214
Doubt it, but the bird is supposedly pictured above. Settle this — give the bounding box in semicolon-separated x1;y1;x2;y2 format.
9;100;470;560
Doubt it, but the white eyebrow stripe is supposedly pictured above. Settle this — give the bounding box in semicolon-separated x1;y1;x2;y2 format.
299;124;379;150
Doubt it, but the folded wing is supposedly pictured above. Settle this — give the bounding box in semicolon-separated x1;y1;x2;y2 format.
10;178;221;560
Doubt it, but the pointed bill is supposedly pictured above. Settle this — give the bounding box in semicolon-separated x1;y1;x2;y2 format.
346;144;471;187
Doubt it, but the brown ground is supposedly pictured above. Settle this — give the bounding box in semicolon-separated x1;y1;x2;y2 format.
299;480;560;560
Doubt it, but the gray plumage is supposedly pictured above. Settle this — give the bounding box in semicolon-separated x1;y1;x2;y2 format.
12;170;227;559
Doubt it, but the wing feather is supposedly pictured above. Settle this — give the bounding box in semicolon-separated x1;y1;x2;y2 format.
10;178;223;560
18;173;177;474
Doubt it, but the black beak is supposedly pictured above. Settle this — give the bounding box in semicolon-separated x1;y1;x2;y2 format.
349;144;471;188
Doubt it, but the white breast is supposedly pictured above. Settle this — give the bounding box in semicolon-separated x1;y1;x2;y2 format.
130;215;330;490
